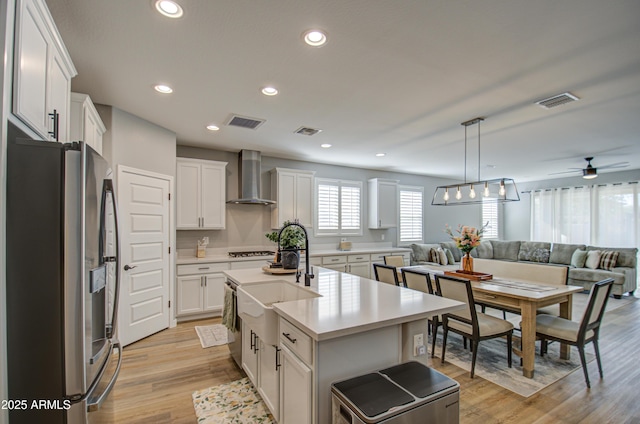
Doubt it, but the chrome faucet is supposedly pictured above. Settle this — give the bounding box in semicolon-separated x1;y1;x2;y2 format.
277;220;314;286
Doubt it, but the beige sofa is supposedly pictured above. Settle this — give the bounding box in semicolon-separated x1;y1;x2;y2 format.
409;240;637;298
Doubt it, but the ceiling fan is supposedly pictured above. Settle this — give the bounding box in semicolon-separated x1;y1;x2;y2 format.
550;157;629;179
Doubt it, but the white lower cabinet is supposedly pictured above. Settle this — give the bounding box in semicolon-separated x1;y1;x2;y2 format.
258;341;280;421
280;344;312;424
242;323;259;384
176;263;228;319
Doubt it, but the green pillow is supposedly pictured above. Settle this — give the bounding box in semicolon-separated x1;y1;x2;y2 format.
444;248;455;265
570;249;588;268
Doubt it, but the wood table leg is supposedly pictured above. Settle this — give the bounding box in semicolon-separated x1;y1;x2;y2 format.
520;301;536;378
559;295;573;360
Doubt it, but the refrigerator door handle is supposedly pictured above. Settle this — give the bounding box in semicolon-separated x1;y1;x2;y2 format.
86;340;123;411
101;178;121;339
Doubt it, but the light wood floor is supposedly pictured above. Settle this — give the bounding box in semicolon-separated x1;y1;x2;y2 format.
102;296;640;424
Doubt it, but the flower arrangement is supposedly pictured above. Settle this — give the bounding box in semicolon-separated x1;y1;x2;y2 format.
444;222;489;254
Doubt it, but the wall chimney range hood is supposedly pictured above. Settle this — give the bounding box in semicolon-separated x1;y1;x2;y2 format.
227;150;275;205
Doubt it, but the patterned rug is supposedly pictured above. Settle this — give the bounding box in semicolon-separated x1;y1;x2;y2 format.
192;378;275;423
195;324;229;348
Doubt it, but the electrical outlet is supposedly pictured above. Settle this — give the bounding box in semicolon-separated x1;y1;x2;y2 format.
413;334;424;356
417;345;427;356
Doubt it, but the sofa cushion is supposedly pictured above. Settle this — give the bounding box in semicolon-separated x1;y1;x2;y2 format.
549;243;587;265
569;268;625;286
570;249;588;268
518;241;551;263
588;246;637;268
585;250;602;269
489;240;521;261
440;241;462;262
599;250;619;271
475;241;494;259
444;248;456;265
410;243;441;263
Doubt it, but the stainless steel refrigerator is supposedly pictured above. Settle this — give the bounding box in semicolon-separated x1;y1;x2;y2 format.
6;128;122;423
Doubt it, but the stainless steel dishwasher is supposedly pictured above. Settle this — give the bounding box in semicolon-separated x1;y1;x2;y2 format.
331;361;460;424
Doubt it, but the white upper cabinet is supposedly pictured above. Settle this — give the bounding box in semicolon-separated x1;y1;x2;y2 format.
176;158;227;230
70;93;106;155
13;0;77;141
368;178;399;229
270;168;315;229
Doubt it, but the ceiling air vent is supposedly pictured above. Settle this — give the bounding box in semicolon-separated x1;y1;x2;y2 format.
226;114;266;130
535;92;580;109
294;126;322;136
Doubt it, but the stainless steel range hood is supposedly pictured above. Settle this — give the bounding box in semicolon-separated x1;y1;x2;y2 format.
227;150;275;205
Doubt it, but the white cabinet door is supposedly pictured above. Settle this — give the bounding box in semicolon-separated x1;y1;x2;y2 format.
368;178;398;229
203;274;225;312
176;158;227;229
70;93;106;154
176;275;203;315
242;324;259;385
280;344;312;424
201;162;226;229
13;0;76;141
258;342;280;421
271;168;315;228
348;262;370;279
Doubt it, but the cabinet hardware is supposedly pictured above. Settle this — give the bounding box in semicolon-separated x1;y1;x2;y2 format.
48;109;59;141
282;332;297;344
275;346;281;371
198;267;210;270
250;330;256;350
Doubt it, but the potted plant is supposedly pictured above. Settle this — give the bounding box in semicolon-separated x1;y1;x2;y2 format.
265;220;307;269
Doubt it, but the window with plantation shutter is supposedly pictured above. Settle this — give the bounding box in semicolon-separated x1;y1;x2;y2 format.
316;178;362;236
482;199;499;239
398;186;423;243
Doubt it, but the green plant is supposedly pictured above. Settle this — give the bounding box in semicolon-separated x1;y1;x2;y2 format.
265;220;306;250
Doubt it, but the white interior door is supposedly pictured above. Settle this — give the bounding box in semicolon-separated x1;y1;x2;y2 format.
118;166;172;346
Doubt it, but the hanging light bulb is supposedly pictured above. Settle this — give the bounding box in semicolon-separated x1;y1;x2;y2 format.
469;184;476;199
443;188;450;202
455;186;462;200
499;179;506;196
483;181;490;197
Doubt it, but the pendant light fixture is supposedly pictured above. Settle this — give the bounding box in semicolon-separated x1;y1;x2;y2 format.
432;117;520;206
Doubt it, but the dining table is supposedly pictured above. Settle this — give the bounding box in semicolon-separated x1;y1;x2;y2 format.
405;266;584;379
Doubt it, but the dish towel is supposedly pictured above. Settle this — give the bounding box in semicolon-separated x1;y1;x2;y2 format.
222;284;236;332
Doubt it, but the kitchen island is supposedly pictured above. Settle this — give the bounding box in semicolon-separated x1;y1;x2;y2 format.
224;266;463;424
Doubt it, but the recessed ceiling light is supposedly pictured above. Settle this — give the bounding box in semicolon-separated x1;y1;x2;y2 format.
302;29;328;47
155;0;183;18
261;86;278;96
321;144;332;148
206;124;220;131
154;84;173;94
376;153;386;157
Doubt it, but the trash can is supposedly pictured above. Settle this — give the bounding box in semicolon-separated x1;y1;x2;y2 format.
331;361;460;424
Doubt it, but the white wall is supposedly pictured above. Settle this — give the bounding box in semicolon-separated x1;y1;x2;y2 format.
176;146;480;253
504;169;640;241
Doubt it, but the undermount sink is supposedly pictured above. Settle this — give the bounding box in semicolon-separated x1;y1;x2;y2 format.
237;280;320;345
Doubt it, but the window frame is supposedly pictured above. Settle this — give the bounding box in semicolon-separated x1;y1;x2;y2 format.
397;185;424;244
314;177;363;237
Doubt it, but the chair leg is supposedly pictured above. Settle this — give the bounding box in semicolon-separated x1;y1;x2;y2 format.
470;340;478;378
593;339;604;379
577;345;591;389
431;317;439;358
507;332;513;368
540;339;547;357
441;327;448;364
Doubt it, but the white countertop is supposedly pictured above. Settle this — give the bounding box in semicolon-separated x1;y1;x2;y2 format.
177;246;411;265
224;266;463;342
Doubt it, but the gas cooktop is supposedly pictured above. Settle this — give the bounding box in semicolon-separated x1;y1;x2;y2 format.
228;251;275;258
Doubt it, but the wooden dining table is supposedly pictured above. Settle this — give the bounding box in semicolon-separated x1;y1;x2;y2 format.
406;266;584;378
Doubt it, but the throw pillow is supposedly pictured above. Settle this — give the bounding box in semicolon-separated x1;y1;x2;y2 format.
444;248;455;265
429;248;439;263
585;250;602;269
570;249;588;268
599;250;619;271
437;247;448;265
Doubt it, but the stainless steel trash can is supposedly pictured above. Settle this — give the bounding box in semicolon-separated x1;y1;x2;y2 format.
331;361;460;424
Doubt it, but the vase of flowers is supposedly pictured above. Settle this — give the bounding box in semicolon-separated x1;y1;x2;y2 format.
444;223;488;273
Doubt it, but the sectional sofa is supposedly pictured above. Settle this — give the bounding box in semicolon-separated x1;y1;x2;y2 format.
409;240;637;298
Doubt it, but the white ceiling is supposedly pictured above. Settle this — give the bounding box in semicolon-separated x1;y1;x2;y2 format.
46;0;640;182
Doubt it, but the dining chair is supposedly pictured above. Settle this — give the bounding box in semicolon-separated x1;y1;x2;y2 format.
373;263;402;287
384;255;405;267
536;278;614;388
434;274;514;378
402;268;440;357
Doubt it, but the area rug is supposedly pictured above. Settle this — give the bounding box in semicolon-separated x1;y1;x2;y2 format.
192;377;274;423
195;324;228;348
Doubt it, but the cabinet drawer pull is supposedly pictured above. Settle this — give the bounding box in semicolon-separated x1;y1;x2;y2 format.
198;267;210;270
331;258;339;262
282;332;297;343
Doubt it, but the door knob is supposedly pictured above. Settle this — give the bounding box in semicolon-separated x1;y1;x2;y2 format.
124;264;137;271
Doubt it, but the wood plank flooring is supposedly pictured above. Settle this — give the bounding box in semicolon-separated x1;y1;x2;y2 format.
102;296;640;424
